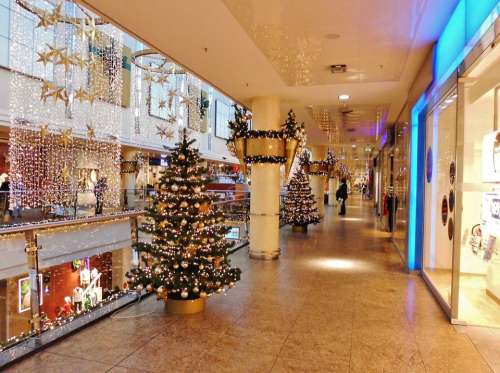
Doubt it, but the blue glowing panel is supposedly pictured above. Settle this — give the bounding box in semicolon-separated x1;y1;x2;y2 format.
408;95;427;271
434;1;466;84
466;0;499;41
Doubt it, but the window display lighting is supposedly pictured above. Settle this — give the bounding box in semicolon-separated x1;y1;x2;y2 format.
9;0;123;209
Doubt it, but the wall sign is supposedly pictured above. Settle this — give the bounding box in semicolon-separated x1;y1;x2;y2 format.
426;148;433;183
442;196;449;225
449;190;455;212
482;131;500;183
448;218;454;240
449;161;456;184
18;274;43;313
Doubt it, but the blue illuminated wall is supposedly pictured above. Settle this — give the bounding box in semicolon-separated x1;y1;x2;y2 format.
434;0;499;85
407;0;499;270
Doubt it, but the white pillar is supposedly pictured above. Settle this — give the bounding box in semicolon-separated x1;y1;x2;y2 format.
112;247;133;290
328;178;338;206
121;149;138;209
310;146;327;218
249;97;281;260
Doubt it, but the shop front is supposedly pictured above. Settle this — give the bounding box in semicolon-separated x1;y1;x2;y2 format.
409;1;500;326
0;215;139;366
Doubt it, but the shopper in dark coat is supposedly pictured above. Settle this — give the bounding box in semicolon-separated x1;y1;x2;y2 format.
336;178;348;216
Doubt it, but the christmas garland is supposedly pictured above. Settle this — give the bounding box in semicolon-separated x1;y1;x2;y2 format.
227;106;306;166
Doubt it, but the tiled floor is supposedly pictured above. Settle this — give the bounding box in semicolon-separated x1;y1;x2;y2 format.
4;202;499;372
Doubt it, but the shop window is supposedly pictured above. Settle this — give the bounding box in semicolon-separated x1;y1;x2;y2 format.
457;75;500;326
422;90;457;309
214;99;233;139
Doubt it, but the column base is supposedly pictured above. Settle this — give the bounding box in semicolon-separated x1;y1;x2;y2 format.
249;249;280;260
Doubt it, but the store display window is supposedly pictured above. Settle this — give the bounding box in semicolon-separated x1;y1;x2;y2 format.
422;89;457;310
0;247;133;353
455;49;500;326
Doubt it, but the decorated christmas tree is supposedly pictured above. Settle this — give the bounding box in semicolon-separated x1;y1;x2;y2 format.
283;167;320;231
127;131;241;307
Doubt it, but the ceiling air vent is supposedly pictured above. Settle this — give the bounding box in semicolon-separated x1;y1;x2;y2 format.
346;128;356;132
330;64;347;74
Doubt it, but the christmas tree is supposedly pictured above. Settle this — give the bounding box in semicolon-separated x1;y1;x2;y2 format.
127;131;241;301
283;167;320;229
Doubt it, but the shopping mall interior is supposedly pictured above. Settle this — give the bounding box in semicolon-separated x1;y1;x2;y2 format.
0;0;499;372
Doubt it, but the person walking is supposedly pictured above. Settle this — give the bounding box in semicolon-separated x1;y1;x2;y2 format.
336;178;348;216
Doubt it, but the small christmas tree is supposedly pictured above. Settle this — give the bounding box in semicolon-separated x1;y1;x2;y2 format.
284;167;320;230
127;131;241;303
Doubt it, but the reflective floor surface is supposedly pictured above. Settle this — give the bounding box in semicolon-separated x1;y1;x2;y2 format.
4;202;499;372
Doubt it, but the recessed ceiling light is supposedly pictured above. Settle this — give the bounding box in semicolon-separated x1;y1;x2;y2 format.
339;94;350;101
325;33;340;40
351;144;357;148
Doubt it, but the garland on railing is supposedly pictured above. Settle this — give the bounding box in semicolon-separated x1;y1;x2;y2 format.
226;106;306;177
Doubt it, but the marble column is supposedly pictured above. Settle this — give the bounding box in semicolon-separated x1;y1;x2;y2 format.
112;247;133;290
328;177;338;206
310;146;327;218
249;97;281;260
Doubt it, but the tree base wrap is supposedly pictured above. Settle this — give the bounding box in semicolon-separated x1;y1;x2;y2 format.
292;225;308;233
165;297;205;314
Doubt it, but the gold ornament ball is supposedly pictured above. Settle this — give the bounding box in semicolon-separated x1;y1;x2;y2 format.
173;263;179;269
200;291;207;298
146;284;153;292
193;286;199;293
181;219;187;226
194;202;200;208
194;187;201;193
180;201;188;208
198;223;204;228
181;290;189;299
199;264;204;270
171;184;179;192
209;238;215;243
155;267;162;274
181;261;189;268
179;154;186;160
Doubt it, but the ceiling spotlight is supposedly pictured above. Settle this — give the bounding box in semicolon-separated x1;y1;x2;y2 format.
339;94;350;101
351;144;357;148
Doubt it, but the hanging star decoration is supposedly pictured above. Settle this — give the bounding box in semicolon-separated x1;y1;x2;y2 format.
156;125;174;140
56;52;75;71
36;51;52;66
145;95;152;107
86;123;96;139
50;3;62;24
72;54;87;69
156;74;169;86
166;114;177;125
60;128;72;147
40;80;55;102
46;44;66;60
87;92;97;105
39;124;49;140
180;95;196;107
74;87;88;103
167;89;177;108
144;73;154;83
158;100;167;110
36;10;53;29
86;17;96;41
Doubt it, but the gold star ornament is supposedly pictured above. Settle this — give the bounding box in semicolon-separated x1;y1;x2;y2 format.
60;128;72;147
156;125;174;140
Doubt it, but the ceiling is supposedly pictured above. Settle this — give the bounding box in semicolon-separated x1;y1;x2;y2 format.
78;0;459;149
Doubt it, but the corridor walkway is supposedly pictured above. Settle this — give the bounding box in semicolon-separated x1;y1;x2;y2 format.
5;203;497;373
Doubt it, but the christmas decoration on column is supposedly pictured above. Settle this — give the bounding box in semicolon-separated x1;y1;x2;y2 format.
283;157;320;232
227;106;306;179
127;130;241;314
9;0;122;208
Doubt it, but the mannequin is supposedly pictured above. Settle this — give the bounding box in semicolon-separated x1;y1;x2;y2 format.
63;296;73;316
80;267;90;287
91;267;100;287
72;286;83;312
